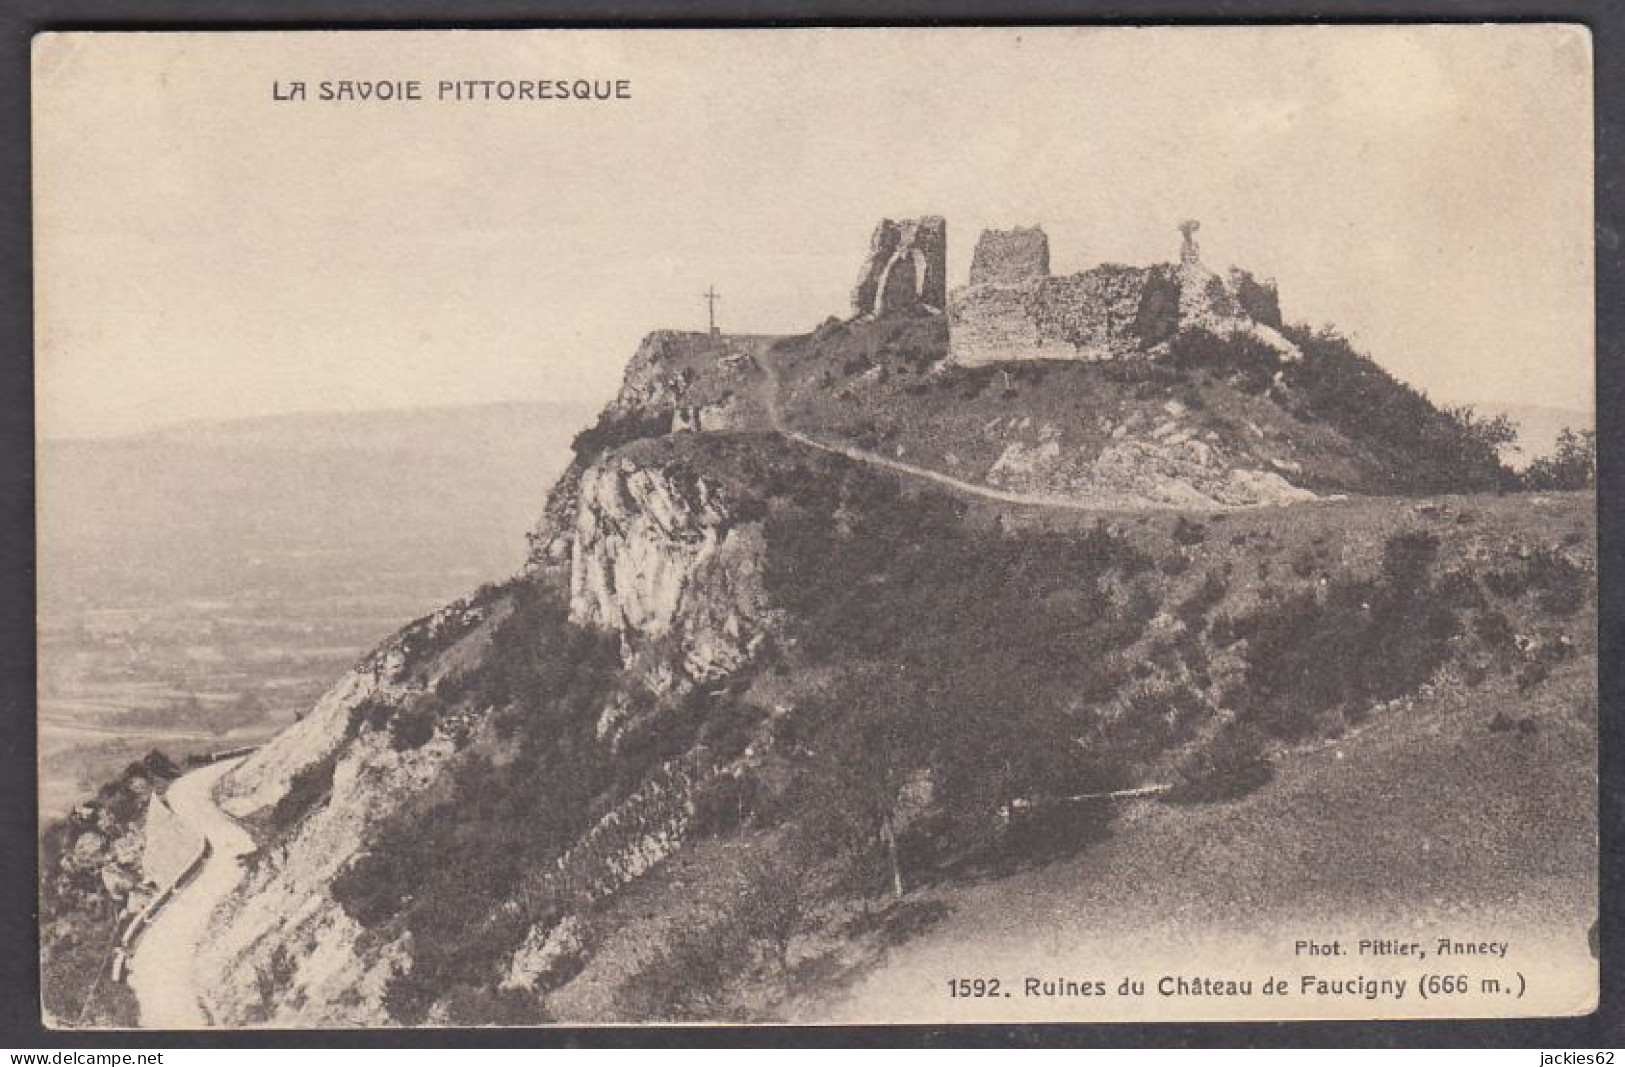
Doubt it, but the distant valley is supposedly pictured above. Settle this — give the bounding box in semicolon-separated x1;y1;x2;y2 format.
38;401;595;818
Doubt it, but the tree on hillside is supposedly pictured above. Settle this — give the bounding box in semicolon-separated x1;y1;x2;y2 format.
1523;428;1596;490
799;665;929;898
736;852;805;969
1442;405;1520;466
1279;326;1517;493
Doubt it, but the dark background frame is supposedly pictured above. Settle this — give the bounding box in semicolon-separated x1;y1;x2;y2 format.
1;0;1617;1049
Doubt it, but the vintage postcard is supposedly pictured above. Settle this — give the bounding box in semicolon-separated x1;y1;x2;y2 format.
33;27;1595;1027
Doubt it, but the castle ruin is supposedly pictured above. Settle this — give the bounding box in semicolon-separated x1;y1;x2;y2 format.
943;218;1296;366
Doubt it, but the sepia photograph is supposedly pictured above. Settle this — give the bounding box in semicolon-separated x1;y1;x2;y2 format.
31;26;1597;1029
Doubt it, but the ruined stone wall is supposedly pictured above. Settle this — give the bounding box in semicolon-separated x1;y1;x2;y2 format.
1027;266;1157;359
906;215;1297;366
948;285;1079;365
950;263;1181;365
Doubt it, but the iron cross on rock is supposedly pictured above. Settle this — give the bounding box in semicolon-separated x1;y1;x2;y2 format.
704;286;721;336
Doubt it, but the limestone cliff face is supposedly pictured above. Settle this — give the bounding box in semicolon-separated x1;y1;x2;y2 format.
569;452;771;694
199;726;437;1026
192;440;782;1023
197;596;512;1026
526;330;770;571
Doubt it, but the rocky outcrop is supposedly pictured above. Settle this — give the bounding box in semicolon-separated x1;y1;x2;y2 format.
527;459;587;569
609;331;709;416
969;226;1050;286
852;217;948;317
525;331;771;571
569;452;772;692
216;663;397;820
606;331;764;426
199;722;445;1027
197;596;513;1027
977;404;1318;509
40;752;181;1026
218;594;504;818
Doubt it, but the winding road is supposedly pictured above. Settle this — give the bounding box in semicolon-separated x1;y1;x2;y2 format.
126;756;253;1029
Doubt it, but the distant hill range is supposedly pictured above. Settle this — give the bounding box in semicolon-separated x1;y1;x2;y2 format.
39;401;596;610
1465;401;1593;470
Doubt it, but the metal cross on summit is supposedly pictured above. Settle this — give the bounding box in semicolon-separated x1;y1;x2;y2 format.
703;285;722;337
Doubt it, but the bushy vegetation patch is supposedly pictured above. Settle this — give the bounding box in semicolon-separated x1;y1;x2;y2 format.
1278;327;1516;494
333;574;787;1024
774;309;949;379
1171;516;1208;546
1483;546;1589;617
757;467;1156;889
1166;721;1274;804
268;750;340;834
1174;571;1229;634
1230;531;1466;738
332;580;624;1023
608;848;816;1022
1525;547;1589;617
1169;329;1280;395
570;406;672;464
1169;327;1516;494
1522;428;1595;491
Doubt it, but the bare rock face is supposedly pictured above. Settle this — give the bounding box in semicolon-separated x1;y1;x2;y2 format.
200;596;513;1026
525;332;770;572
851;216;948;317
969;226;1050;286
569;454;770;693
977;411;1318;509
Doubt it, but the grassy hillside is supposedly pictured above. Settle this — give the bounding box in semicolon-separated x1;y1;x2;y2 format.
305;422;1591;1023
808;613;1595;1021
52;319;1590;1026
769;311;1514;499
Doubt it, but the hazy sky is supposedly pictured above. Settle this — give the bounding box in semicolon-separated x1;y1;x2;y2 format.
34;26;1593;439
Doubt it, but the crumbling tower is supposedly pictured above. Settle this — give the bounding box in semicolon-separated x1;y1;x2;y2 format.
851;216;948;317
968;226;1051;286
